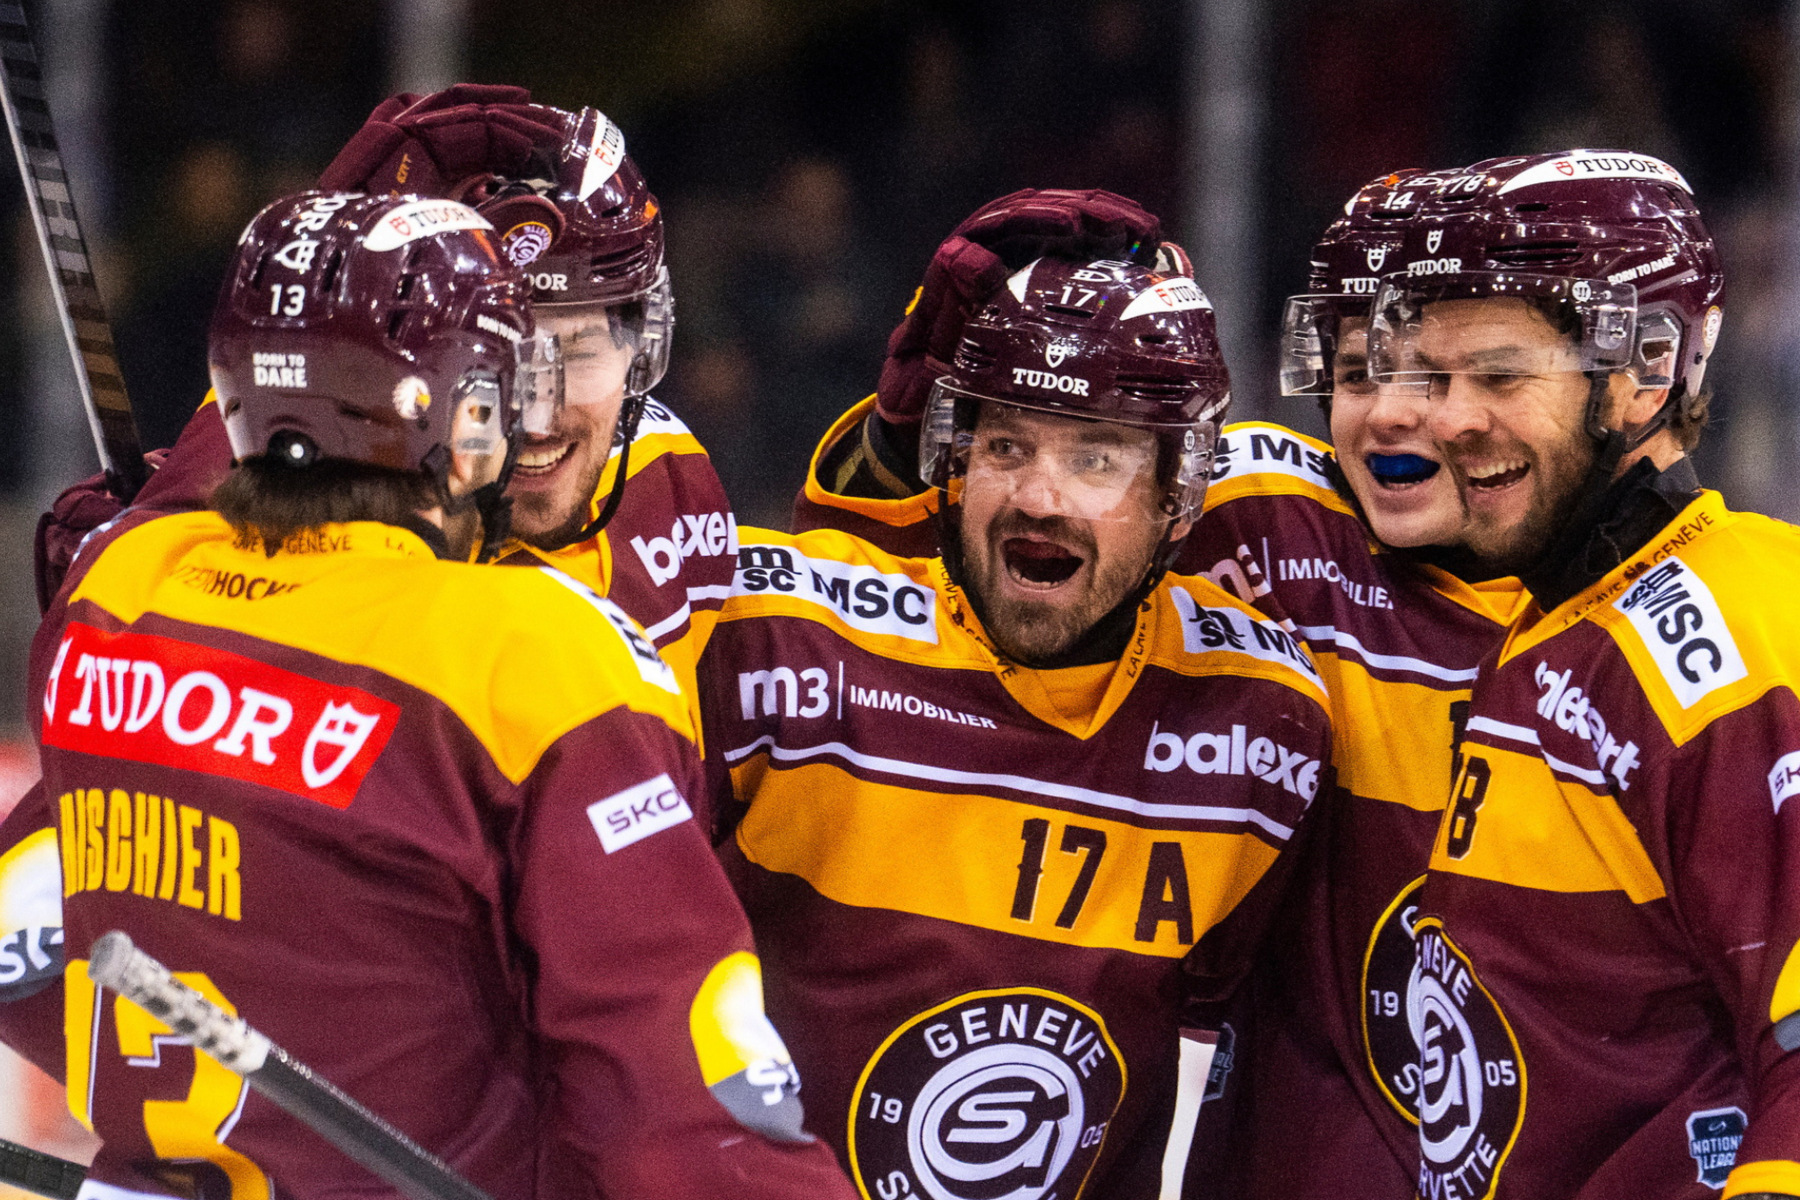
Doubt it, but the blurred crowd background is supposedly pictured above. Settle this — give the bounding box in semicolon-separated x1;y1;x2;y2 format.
3;0;1800;1173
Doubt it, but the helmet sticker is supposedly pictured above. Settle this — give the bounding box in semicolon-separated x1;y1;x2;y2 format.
500;220;556;266
1117;276;1212;321
1495;151;1691;196
577;113;628;201
252;352;308;389
272;237;321;272
1044;338;1080;368
362;199;491;252
1703;306;1724;353
392;376;431;420
1006;259;1040;303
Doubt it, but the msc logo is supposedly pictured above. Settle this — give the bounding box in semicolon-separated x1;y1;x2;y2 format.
1143;721;1321;801
1616;557;1747;708
849;988;1123;1200
631;510;737;587
734;543;937;644
586;773;693;854
1168;588;1320;681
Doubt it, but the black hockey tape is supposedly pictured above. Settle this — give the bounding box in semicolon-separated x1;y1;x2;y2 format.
0;1137;84;1200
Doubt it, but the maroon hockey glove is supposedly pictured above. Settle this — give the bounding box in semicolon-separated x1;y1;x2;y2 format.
875;189;1164;430
318;84;567;197
34;449;167;612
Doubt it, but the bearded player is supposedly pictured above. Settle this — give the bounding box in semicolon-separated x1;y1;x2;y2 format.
699;254;1333;1198
1363;152;1800;1198
0;191;854;1197
789;179;1532;1192
36;85;733;696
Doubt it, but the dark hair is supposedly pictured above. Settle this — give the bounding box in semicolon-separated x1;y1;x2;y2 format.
212;457;438;553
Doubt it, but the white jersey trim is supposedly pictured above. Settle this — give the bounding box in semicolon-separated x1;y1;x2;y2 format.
1465;715;1539;745
723;735;1295;841
1295;624;1481;683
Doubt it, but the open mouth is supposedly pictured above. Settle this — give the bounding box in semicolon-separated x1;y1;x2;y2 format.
1003;537;1085;588
513;441;575;477
1367;452;1441;488
1464;459;1530;490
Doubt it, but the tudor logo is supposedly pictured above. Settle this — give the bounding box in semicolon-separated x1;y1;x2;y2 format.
1557;160;1575;176
1044;339;1079;369
1425;230;1444;254
849;988;1124;1200
1366;246;1388;272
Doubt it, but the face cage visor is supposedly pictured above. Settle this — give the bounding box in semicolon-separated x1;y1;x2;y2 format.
532;264;674;405
919;380;1218;524
1280;293;1392;397
1367;272;1666;393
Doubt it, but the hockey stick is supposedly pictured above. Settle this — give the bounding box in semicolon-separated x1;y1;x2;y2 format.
0;1137;83;1200
88;932;492;1200
0;2;146;501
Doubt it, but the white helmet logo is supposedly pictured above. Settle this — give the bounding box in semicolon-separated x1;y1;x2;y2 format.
392;376;431;421
1426;230;1444;254
1366;247;1388;272
1045;339;1079;369
1571;281;1593;302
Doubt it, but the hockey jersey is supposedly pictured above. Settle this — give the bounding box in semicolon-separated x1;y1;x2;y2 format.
1414;489;1800;1198
697;525;1334;1199
1;508;855;1200
787;404;1530;1194
1180;423;1527;1197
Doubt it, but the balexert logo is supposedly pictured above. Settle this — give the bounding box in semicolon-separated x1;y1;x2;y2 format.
1533;661;1641;789
1144;720;1322;801
734;543;937;643
631;510;737;587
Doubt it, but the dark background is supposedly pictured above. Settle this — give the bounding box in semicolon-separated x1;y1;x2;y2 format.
4;0;1798;524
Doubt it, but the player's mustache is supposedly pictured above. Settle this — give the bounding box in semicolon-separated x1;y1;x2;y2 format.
987;510;1095;558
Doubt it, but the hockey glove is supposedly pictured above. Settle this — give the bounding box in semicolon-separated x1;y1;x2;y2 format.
317;84;567;197
875;188;1164;431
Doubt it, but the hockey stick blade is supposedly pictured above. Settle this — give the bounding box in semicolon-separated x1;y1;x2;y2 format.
0;2;146;500
0;1137;83;1200
88;931;493;1200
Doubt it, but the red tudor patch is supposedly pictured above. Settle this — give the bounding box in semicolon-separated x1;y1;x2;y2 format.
41;623;399;809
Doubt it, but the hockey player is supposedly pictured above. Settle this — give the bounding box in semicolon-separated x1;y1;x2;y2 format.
35;85;733;700
699;255;1334;1197
787;180;1529;1194
0;191;856;1198
1364;152;1800;1198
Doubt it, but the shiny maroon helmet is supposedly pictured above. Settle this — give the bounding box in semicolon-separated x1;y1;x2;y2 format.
458;106;673;396
920;256;1231;522
1367;149;1724;431
1280;167;1452;396
209;191;538;480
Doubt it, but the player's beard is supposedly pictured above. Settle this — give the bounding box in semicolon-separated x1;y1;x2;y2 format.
964;509;1151;666
1458;422;1598;576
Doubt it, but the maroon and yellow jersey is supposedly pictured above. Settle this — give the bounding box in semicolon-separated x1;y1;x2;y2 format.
697;525;1334;1199
1181;423;1526;1197
1413;489;1800;1198
4;509;855;1200
51;393;736;707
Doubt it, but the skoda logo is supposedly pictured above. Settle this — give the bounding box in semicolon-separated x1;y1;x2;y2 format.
849;988;1124;1200
1426;230;1444;254
1044;339;1079;369
1366;246;1388;272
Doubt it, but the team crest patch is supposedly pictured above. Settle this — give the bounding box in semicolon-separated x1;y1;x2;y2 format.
1686;1107;1744;1189
500;219;555;266
1364;885;1525;1200
848;987;1124;1200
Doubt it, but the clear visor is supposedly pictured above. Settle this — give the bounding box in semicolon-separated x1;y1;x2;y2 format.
533;265;675;403
517;331;563;435
1368;272;1638;386
1280;294;1376;396
920;381;1216;523
448;372;512;494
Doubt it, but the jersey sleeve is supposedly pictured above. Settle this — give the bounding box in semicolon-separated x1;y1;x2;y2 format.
1642;690;1800;1196
789;397;940;556
510;703;856;1199
0;782;66;1082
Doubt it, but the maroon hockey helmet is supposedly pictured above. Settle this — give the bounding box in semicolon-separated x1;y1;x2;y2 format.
209;191;552;483
920;256;1231;523
1280;167;1449;397
456;106;673;398
1365;150;1724;436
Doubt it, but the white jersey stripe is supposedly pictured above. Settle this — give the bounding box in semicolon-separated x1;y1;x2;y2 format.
723;735;1296;841
1465;715;1540;745
1295;624;1481;683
